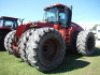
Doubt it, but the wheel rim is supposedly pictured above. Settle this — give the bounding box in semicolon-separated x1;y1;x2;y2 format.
42;38;60;62
87;36;95;51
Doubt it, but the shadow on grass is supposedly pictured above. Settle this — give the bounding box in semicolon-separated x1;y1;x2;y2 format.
45;53;89;74
0;49;6;51
45;47;100;74
1;47;100;74
0;47;6;51
0;50;5;52
89;47;100;57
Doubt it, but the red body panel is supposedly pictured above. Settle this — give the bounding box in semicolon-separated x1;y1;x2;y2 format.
54;22;83;46
14;21;83;45
13;21;83;55
25;22;54;30
15;25;26;37
15;22;54;38
12;24;26;55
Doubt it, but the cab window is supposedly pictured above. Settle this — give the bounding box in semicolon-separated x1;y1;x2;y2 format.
59;8;68;27
5;20;13;27
4;20;18;30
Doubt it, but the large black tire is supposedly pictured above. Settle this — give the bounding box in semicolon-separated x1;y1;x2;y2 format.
4;30;16;54
18;29;35;62
70;31;79;53
0;31;8;50
76;31;95;56
25;28;66;72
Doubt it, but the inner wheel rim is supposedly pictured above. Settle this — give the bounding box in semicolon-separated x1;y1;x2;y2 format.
42;38;60;62
87;36;94;51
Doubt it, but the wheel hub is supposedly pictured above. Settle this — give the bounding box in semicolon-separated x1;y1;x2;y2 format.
42;38;60;62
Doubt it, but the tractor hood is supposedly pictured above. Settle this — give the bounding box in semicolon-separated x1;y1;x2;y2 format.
15;22;54;37
15;21;83;39
25;22;54;30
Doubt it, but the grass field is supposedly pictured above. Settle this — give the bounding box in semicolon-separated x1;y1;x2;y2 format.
0;47;100;75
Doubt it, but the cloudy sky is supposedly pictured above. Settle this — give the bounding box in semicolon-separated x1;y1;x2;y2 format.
0;0;100;29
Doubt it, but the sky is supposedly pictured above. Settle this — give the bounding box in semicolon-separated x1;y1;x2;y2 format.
0;0;100;29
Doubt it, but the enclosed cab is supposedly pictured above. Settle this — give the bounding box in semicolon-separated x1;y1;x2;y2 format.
0;16;18;50
0;16;18;30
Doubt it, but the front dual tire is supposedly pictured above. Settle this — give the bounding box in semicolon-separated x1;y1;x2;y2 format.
25;28;66;72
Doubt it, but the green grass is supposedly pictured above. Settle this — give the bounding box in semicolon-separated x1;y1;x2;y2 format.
0;47;100;75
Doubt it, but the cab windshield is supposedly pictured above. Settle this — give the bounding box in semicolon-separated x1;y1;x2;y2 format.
4;19;18;30
45;7;58;24
44;7;71;28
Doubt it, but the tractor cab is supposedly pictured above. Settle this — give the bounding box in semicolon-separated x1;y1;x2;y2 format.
0;16;18;30
44;3;72;28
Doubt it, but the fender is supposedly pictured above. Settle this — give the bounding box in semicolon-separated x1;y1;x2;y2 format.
15;24;26;37
13;24;26;55
24;22;54;32
54;22;83;46
71;22;83;31
68;22;84;46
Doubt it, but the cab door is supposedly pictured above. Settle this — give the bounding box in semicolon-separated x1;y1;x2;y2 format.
57;7;72;46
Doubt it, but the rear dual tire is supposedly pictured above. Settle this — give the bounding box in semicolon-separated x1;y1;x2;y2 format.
18;29;35;62
76;31;95;56
0;31;9;50
4;30;16;54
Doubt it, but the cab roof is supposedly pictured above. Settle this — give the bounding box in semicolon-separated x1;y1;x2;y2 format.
44;3;70;10
0;16;18;20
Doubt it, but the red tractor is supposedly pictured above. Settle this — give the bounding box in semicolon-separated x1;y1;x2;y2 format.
0;16;18;50
4;4;95;72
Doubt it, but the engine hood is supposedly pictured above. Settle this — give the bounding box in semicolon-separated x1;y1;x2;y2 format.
25;22;54;30
15;22;54;38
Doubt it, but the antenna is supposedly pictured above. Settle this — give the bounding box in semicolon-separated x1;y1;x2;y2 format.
71;5;73;11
